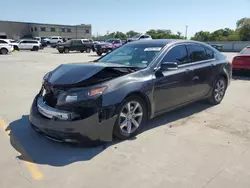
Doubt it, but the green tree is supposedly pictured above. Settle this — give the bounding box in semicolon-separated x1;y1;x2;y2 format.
236;17;250;41
126;30;140;38
191;31;211;41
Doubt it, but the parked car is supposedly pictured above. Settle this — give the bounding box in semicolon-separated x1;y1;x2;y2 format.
6;39;19;51
29;39;232;144
56;39;92;53
232;46;250;71
211;44;223;51
18;39;40;51
50;36;63;44
0;39;13;55
127;34;152;42
81;38;95;52
41;37;51;44
95;38;123;56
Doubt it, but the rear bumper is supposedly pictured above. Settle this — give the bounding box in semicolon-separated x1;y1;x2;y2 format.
29;95;117;144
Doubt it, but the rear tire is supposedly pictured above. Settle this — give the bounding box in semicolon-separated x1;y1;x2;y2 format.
86;48;91;53
113;95;147;140
32;46;39;51
0;48;8;55
64;48;69;53
207;77;227;105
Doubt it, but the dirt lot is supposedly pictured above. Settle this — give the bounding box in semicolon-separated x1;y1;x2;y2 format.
0;48;250;188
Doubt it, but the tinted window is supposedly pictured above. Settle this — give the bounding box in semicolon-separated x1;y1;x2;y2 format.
0;40;8;44
67;29;71;32
51;28;56;32
35;27;37;31
51;37;58;39
239;49;250;55
62;28;65;32
85;29;90;33
72;40;82;45
205;47;215;59
40;27;46;31
188;44;207;62
26;41;38;44
20;41;27;43
161;45;190;65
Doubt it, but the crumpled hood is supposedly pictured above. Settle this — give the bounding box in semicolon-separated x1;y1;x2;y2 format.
46;62;138;86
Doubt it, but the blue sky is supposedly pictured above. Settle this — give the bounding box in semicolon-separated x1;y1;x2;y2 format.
1;0;250;37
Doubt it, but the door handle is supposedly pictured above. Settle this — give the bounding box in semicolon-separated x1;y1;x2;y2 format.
192;76;199;81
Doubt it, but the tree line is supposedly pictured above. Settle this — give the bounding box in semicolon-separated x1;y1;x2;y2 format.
93;17;250;42
93;29;185;40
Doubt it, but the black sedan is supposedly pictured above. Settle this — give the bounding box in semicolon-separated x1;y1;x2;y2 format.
29;39;232;144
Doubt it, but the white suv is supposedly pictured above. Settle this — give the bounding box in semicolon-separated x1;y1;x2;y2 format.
50;36;63;44
0;39;13;55
18;39;40;51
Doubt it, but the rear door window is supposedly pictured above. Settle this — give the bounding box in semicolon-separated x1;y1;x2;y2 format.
187;44;207;62
161;45;190;65
205;47;215;59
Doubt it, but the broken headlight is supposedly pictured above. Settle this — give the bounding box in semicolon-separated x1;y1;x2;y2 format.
64;86;107;103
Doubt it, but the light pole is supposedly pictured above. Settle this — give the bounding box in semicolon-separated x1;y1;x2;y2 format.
185;25;188;39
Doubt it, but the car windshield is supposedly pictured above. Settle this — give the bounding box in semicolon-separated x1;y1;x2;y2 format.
97;43;165;68
105;39;116;43
239;49;250;55
131;34;142;38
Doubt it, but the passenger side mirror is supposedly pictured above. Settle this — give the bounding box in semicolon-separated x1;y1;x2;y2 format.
160;62;178;71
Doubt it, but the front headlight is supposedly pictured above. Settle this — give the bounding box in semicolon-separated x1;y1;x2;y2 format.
65;94;78;102
64;86;107;103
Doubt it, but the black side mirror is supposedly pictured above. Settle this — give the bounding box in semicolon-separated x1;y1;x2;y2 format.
160;62;178;71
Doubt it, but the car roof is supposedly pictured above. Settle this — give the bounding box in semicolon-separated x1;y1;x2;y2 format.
127;39;214;47
21;39;38;41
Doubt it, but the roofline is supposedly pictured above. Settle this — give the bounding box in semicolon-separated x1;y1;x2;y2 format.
0;20;91;27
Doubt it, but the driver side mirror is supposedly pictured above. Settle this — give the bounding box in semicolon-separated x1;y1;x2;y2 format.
160;62;178;71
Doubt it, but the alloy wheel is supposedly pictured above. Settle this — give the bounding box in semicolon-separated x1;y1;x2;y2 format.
119;101;143;134
214;79;226;102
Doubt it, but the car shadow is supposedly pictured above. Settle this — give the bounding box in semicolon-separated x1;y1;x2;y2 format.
143;102;211;132
6;102;211;167
232;70;250;81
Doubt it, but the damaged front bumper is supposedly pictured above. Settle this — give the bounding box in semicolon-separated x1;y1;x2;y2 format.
29;95;117;144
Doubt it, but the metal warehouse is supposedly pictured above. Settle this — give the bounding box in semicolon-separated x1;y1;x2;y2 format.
0;20;92;40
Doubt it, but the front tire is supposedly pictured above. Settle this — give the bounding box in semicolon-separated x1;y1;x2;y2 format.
14;45;19;51
207;77;227;105
113;95;147;140
97;51;102;56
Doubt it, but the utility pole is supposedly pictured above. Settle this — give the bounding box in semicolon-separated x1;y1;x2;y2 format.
185;25;188;39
